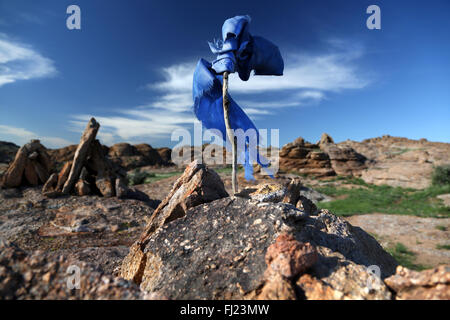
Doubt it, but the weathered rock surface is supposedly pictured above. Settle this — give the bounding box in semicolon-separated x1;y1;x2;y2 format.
47;145;78;170
0;185;159;279
108;143;173;170
339;135;450;189
121;160;228;283
0;238;148;299
1;140;53;188
42;118;136;200
279;133;367;178
121;191;398;299
280;138;335;178
320;144;367;176
318;133;334;146
62;118;100;194
385;265;450;300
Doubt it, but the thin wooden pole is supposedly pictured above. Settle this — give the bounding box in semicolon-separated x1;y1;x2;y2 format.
222;71;238;194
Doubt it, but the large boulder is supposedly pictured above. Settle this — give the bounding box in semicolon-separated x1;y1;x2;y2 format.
384;265;450;300
339;136;450;189
318;133;334;146
279;137;335;177
42;118;134;200
120;166;399;299
108;143;169;170
1;140;53;188
320;144;367;176
47;145;78;170
279;134;367;178
156;147;172;164
120;160;229;283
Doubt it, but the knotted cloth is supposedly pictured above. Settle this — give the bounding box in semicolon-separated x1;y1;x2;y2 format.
192;15;284;180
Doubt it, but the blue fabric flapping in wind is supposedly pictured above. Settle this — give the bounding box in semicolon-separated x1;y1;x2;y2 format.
192;15;284;180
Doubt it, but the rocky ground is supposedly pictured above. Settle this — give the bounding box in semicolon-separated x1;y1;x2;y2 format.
346;214;450;268
0;133;449;300
0;186;158;275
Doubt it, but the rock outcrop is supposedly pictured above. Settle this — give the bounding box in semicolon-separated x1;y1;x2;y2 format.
120;194;398;299
320;144;367;176
1;140;53;188
339;135;450;189
279;138;335;177
42;118;139;199
47;143;173;173
120;160;229;284
385;265;450;300
108;143;172;170
120;163;398;299
279;134;366;178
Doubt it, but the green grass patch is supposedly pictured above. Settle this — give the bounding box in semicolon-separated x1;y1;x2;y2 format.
214;166;244;174
386;242;428;271
127;169;182;186
432;165;450;186
435;225;447;231
316;181;450;218
389;148;413;156
436;244;450;250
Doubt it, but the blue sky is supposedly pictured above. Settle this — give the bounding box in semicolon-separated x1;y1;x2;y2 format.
0;0;449;148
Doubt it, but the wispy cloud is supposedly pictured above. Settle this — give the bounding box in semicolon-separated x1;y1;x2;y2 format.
0;124;72;148
145;39;370;114
70;39;371;145
0;34;56;87
70;108;196;146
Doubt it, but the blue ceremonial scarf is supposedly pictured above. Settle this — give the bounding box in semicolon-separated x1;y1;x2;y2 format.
192;15;284;180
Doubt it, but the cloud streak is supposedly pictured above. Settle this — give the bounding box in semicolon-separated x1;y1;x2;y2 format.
71;39;371;145
0;124;72;148
146;40;370;114
0;34;56;87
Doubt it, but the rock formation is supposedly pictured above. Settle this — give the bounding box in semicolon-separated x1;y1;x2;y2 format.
42;118;137;199
120;162;400;299
320;144;367;176
48;142;173;173
280;133;367;178
121;160;229;283
385;265;450;300
1;140;53;188
108;143;173;170
279;137;335;177
339;135;450;189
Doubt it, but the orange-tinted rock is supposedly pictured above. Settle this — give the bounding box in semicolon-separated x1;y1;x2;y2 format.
257;274;297;300
385;265;450;300
279;138;335;177
121;160;228;283
62;118;100;194
42;173;58;194
265;233;318;279
75;179;91;196
23;159;39;186
56;161;73;191
296;274;336;300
